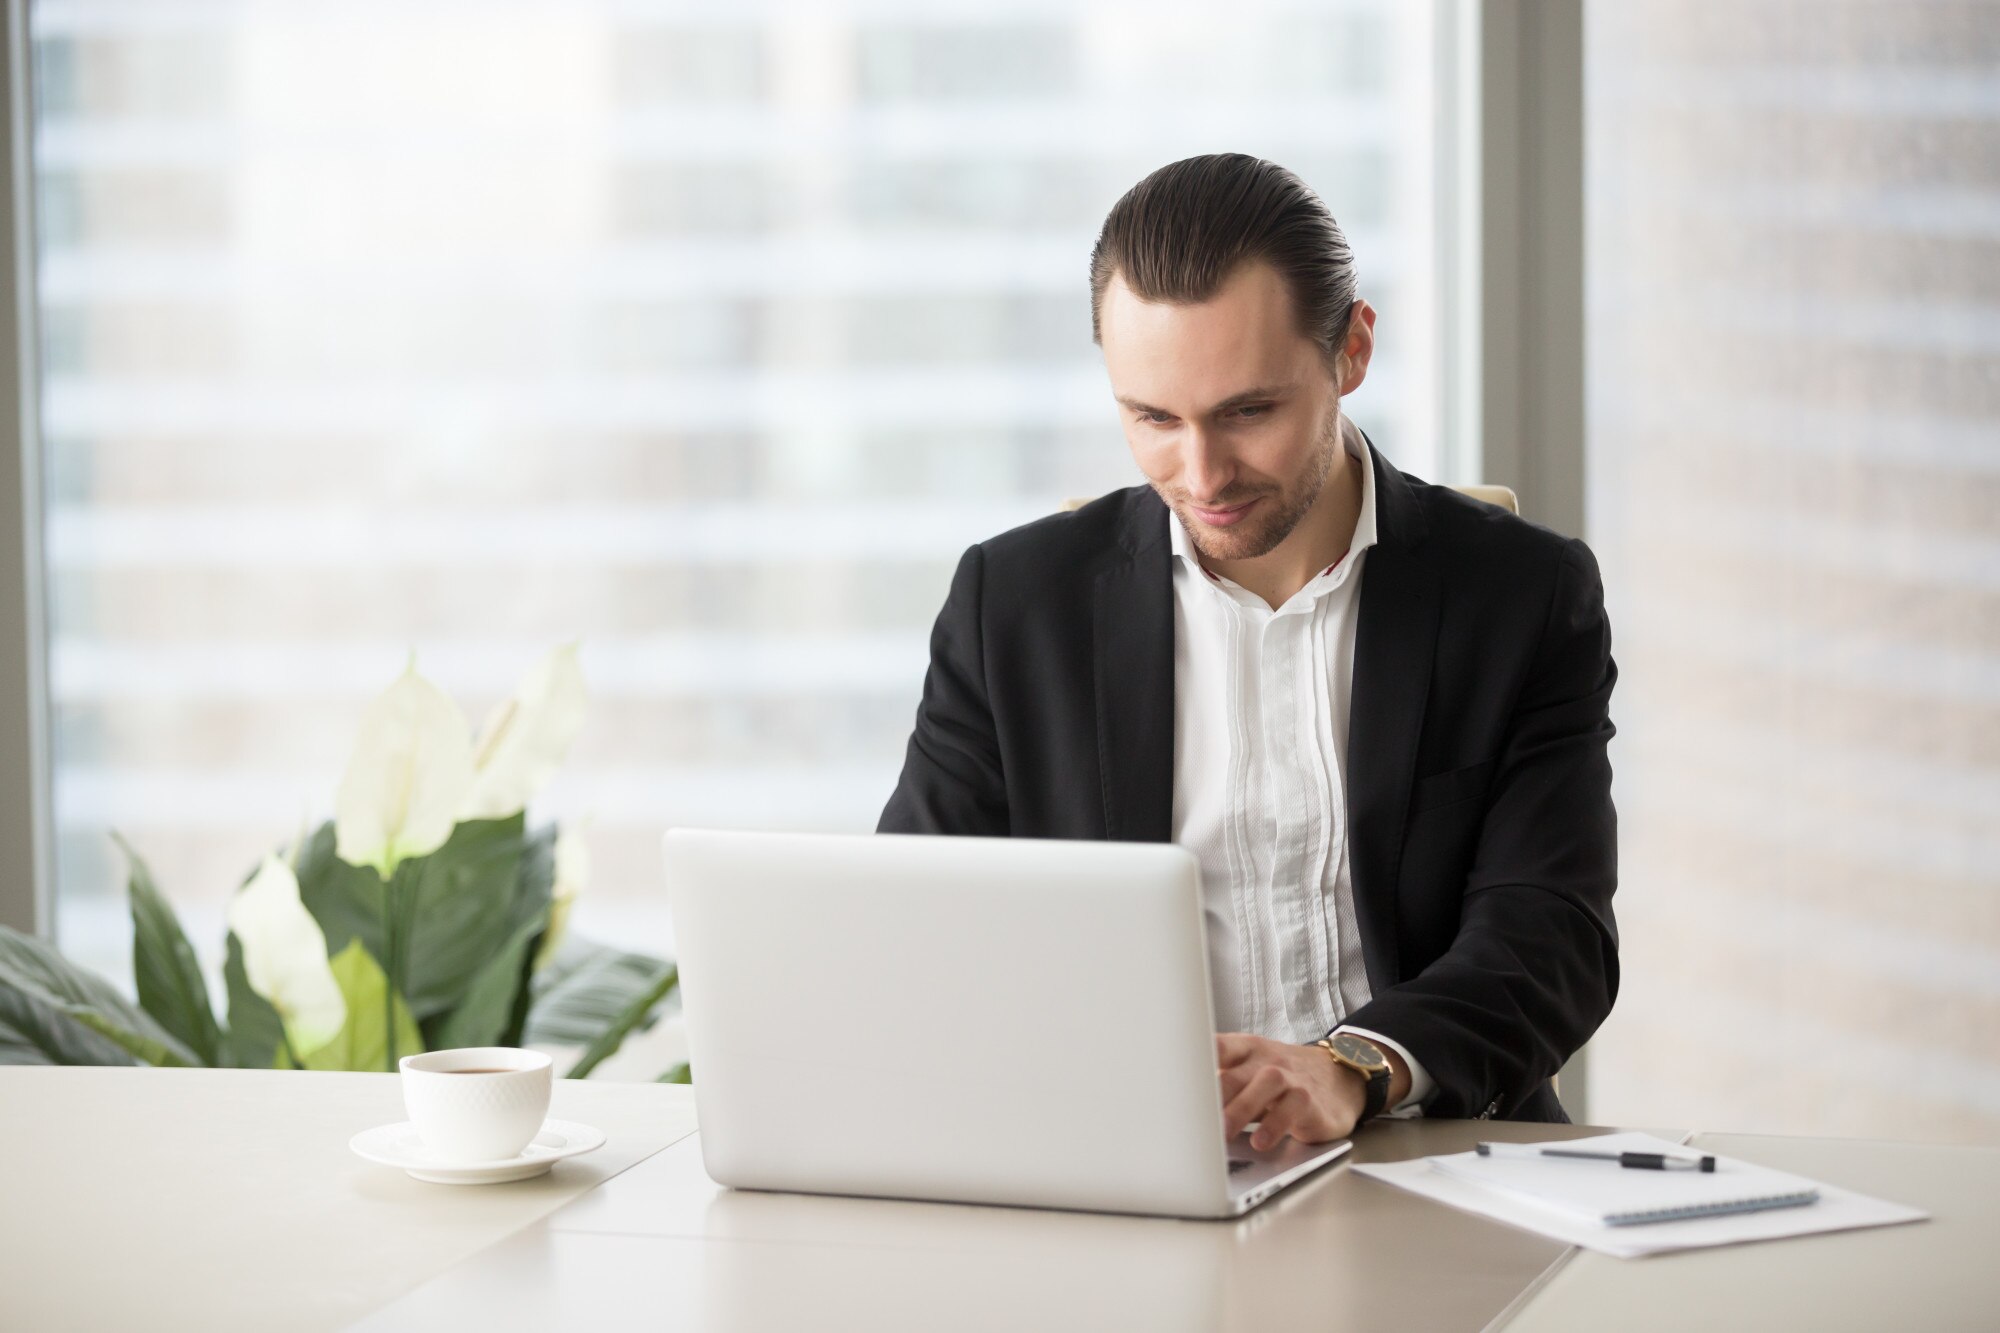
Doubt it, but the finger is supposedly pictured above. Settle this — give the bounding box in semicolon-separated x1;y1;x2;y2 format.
1250;1088;1313;1151
1222;1066;1288;1140
1218;1062;1258;1104
1223;1066;1282;1139
1215;1033;1260;1069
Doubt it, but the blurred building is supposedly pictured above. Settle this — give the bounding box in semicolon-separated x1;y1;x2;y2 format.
1586;0;2000;1142
29;1;1442;985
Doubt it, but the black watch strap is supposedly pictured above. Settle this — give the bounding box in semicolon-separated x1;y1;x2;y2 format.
1356;1062;1390;1122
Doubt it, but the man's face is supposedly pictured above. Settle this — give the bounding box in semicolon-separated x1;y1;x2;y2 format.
1098;261;1374;563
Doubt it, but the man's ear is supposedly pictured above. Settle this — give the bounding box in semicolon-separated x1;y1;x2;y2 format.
1335;298;1378;397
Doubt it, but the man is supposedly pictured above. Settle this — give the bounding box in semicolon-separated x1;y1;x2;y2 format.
879;154;1617;1147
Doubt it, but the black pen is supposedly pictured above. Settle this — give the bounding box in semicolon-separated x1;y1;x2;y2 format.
1476;1142;1717;1172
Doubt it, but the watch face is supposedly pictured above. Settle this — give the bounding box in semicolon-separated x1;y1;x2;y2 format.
1330;1033;1389;1073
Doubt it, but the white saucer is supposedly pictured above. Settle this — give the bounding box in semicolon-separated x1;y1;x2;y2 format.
350;1118;607;1184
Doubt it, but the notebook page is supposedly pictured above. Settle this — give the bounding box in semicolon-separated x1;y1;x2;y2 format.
1351;1153;1929;1258
1428;1132;1822;1226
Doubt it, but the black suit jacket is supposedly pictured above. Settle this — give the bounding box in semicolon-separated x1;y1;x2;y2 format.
878;442;1618;1123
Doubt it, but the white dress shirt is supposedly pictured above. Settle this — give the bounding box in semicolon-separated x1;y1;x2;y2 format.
1169;435;1434;1115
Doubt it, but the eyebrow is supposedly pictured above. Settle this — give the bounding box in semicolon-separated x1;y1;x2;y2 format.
1116;385;1294;418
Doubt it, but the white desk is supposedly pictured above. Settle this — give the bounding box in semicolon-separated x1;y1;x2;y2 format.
1499;1132;2000;1332
350;1127;1589;1332
1;1067;697;1333
6;1068;1995;1332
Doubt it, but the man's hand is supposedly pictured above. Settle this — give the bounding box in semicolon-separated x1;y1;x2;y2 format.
1215;1032;1409;1150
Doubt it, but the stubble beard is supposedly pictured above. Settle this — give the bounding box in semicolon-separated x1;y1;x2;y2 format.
1163;410;1344;564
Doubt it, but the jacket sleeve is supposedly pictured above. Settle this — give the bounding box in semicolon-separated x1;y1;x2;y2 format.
1337;537;1619;1119
877;544;1010;836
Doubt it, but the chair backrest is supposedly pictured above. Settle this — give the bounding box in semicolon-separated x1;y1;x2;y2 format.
1060;483;1521;516
1451;484;1520;515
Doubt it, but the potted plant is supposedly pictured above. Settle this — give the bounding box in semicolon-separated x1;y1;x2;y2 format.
0;647;687;1082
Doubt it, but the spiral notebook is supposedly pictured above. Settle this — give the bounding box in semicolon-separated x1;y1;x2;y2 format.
1426;1132;1821;1227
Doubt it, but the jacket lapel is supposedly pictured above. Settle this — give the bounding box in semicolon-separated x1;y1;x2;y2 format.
1346;441;1438;990
1093;489;1175;842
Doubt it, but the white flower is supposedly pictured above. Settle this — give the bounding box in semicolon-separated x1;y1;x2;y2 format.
553;824;590;902
460;643;588;822
229;855;346;1056
335;659;474;877
533;824;591;974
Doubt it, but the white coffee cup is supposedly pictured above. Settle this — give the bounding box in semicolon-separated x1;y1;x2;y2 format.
399;1047;554;1162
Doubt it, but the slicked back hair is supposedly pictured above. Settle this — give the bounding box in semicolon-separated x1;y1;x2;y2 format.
1089;153;1358;365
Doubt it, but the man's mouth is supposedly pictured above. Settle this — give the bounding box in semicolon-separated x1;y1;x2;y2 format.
1188;497;1260;528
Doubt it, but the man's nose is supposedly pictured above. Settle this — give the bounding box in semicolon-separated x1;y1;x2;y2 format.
1182;425;1235;502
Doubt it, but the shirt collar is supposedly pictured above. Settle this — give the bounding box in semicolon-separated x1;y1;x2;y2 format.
1168;425;1378;589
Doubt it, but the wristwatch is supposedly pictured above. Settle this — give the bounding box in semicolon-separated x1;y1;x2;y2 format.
1315;1032;1392;1124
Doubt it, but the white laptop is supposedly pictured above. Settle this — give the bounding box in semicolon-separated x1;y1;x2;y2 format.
662;828;1353;1219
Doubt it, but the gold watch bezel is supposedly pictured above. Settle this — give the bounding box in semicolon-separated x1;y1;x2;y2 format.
1319;1032;1389;1075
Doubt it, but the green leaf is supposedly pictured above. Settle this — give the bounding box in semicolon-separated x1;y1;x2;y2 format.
400;815;540;1019
658;1062;691;1084
222;930;286;1069
0;925;196;1067
0;1007;68;1064
524;934;677;1047
72;1011;199;1067
300;938;424;1072
297;815;538;1023
428;823;556;1051
293;820;387;965
564;964;677;1080
0;982;135;1065
115;833;222;1066
0;960;139;1064
426;913;543;1051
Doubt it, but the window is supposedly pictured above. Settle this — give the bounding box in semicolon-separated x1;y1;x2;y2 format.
1585;0;2000;1142
30;1;1447;988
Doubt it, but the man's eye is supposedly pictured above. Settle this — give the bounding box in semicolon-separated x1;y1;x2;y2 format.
1234;404;1270;420
1138;411;1175;425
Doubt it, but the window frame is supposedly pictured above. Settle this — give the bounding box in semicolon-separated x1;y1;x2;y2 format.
2;0;54;941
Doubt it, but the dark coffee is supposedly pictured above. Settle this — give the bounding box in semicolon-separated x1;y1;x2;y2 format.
444;1068;512;1074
